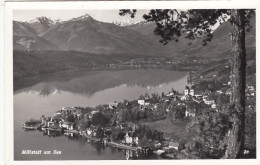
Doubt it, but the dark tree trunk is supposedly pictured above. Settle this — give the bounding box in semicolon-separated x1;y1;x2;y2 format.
225;9;246;159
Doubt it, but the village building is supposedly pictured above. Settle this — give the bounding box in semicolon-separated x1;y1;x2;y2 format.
109;102;118;109
86;126;97;137
41;117;52;125
211;103;217;109
181;88;203;101
225;88;232;95
124;132;138;146
185;109;196;117
59;121;74;130
169;141;179;150
54;110;62;116
61;107;75;115
204;99;215;105
166;92;174;97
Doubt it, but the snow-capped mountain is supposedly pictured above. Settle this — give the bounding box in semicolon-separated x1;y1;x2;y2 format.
27;16;57;35
113;19;141;27
68;13;92;22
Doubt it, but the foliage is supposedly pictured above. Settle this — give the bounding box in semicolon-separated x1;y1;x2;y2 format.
194;80;223;92
96;127;105;139
110;128;125;142
77;120;91;131
167;102;185;122
244;111;256;150
186;108;230;158
216;94;230;108
67;114;75;122
91;112;109;126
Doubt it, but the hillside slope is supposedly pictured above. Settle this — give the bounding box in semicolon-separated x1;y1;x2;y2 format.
13;21;59;50
128;16;255;59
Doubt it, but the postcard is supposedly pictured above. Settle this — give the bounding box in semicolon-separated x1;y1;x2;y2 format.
4;1;259;165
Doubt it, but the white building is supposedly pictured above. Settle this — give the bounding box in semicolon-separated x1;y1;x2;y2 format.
138;99;145;105
190;89;194;96
184;89;189;95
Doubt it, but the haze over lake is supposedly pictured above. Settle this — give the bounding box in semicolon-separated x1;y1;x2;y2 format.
14;69;188;160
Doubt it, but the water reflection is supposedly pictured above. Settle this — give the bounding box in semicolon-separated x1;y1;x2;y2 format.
15;69;187;97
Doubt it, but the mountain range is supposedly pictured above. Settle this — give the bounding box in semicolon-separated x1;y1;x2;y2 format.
13;14;172;56
13;13;255;58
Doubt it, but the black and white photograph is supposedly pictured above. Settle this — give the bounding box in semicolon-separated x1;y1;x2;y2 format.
4;1;258;163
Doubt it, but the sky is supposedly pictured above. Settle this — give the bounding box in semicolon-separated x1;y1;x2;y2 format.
13;10;150;23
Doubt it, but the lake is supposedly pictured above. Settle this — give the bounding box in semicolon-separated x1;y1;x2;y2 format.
14;69;188;160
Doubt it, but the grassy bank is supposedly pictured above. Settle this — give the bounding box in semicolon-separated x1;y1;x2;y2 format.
141;119;194;141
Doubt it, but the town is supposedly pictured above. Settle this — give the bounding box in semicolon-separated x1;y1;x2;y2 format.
22;67;256;159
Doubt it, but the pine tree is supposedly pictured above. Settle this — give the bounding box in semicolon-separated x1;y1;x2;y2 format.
119;9;255;158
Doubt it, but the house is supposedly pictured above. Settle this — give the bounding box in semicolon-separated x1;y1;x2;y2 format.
109;102;118;109
138;99;145;105
181;94;191;101
192;97;203;104
248;85;255;91
184;89;189;96
79;130;86;136
47;120;55;127
177;102;185;106
68;123;74;130
226;88;232;95
61;107;75;115
125;132;138;146
204;99;215;105
125;132;133;144
211;103;217;109
86;126;97;137
154;140;162;148
185;109;196;117
203;96;215;105
190;89;195;96
54;111;62;116
138;99;150;106
41;117;52;125
59;121;73;130
169;141;179;150
155;150;165;155
166;92;174;97
216;90;223;94
86;128;92;136
88;111;99;119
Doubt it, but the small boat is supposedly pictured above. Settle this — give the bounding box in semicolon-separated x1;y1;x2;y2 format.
22;124;38;130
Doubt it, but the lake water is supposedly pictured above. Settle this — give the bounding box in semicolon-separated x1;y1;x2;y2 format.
14;69;188;160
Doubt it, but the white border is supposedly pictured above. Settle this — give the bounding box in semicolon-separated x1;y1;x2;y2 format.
1;1;5;165
4;1;260;165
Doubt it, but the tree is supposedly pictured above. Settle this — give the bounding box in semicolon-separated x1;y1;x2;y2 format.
67;114;75;122
91;112;109;126
96;127;104;139
119;9;255;158
187;108;230;158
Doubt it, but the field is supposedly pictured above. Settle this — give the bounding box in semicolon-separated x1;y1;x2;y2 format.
141;119;195;141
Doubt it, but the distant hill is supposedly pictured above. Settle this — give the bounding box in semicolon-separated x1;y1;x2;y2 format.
13;49;150;81
128;21;200;56
128;16;255;59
